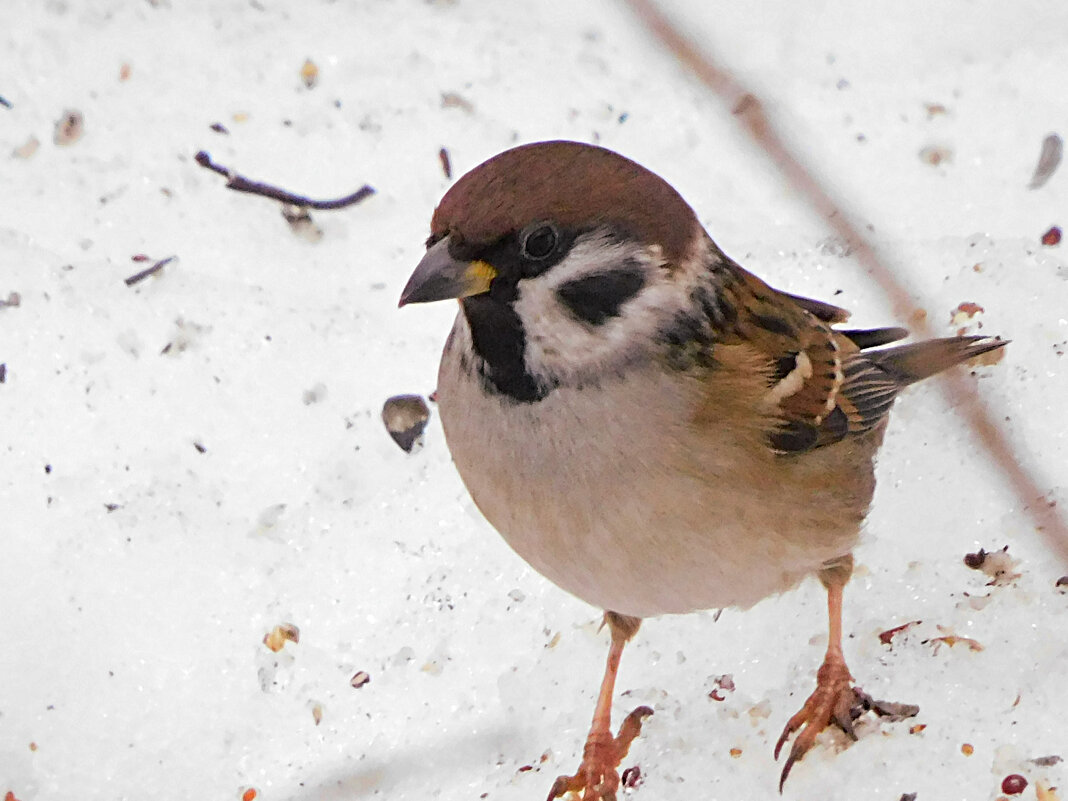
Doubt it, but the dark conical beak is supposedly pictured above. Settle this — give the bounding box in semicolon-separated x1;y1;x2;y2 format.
398;236;498;307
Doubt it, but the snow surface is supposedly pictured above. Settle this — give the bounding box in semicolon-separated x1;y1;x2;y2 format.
2;1;1067;800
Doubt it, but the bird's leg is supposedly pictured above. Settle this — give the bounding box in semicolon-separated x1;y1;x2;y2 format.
547;612;654;801
774;555;858;791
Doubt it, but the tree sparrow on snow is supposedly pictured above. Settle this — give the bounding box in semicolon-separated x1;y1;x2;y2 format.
400;140;1005;798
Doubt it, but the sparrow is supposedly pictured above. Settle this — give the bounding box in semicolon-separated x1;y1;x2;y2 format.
399;140;1005;799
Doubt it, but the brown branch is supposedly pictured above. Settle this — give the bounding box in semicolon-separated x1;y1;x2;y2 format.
623;0;1068;565
194;151;375;209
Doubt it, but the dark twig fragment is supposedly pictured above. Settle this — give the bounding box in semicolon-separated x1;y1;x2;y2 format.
125;255;176;286
194;150;375;209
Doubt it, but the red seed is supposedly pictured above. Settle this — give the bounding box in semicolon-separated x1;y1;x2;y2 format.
1042;226;1062;246
1001;774;1027;795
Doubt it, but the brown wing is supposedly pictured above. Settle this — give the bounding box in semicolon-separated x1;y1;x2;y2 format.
710;261;1005;455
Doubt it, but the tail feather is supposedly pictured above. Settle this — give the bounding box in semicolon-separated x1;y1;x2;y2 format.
868;336;1007;386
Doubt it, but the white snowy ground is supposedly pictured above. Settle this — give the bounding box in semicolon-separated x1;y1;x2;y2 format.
2;1;1067;800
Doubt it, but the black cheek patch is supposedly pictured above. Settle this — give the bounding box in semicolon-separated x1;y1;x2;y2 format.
556;266;646;326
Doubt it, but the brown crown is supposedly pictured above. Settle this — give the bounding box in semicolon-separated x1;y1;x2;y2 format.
430;141;699;264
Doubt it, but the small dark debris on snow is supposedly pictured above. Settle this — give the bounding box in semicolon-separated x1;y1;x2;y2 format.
209;122;230;135
125;255;176;287
1;291;20;308
1028;133;1062;189
0;95;12;109
382;394;431;453
899;794;917;801
963;545;1020;585
439;146;452;179
0;363;6;383
193;442;207;453
104;503;121;513
1055;576;1068;593
1031;755;1063;767
1041;226;1062;246
852;688;919;723
621;765;643;789
708;672;735;700
350;670;371;689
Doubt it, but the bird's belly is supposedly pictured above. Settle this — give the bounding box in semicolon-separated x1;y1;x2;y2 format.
438;348;869;618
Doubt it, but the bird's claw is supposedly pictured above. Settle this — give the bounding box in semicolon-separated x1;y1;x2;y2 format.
547;706;653;801
774;660;856;792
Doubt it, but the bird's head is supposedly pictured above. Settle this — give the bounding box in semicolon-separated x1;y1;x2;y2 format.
400;140;716;401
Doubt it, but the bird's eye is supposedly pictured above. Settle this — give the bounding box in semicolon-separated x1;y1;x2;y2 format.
520;224;559;261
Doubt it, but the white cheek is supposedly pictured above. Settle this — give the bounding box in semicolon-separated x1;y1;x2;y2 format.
511;236;705;385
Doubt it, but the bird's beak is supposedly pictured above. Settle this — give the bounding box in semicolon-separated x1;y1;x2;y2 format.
398;236;497;307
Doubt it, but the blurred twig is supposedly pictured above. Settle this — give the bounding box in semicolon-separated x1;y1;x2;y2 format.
623;0;1068;565
195;150;375;210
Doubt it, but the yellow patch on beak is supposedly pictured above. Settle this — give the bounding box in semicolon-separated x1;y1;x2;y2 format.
463;260;498;296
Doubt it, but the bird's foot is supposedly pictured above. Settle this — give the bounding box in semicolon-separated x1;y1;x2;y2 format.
547;706;653;801
774;659;856;791
773;660;919;790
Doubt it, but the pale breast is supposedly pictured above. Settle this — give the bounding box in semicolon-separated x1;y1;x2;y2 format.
436;316;878;618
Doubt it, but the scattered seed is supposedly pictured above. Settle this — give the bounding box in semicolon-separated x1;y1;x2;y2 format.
951;301;984;328
53;109;85;146
962;743;975;756
1037;780;1061;801
516;764;533;773
242;789;257;801
209;122;230;135
12;134;39;159
0;95;12;109
441;91;475;113
1042;226;1062;246
350;670;371;689
729;748;742;758
919;144;952;166
909;723;927;734
300;58;319;88
119;63;132;81
1002;774;1028;795
0;363;6;383
193;442;207;454
927;633;984;652
621;765;643;788
439;146;452;179
879;620;921;646
311;701;323;725
263;623;300;652
1028;133;1062;189
382;394;431;453
281;204;323;242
